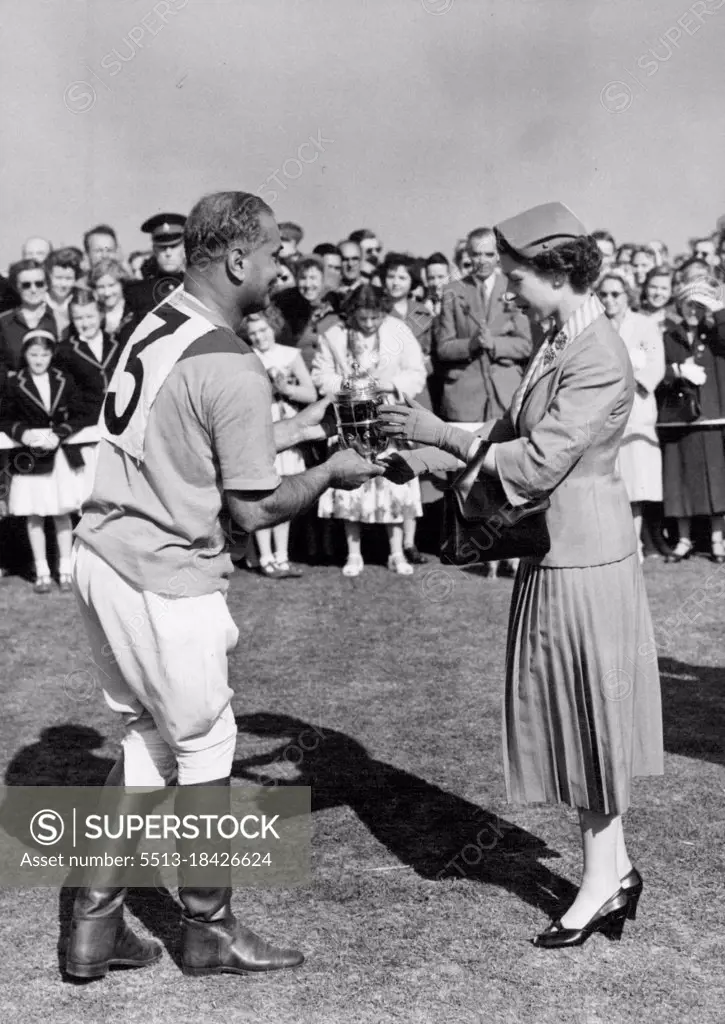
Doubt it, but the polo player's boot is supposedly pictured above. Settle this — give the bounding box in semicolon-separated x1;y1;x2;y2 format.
65;770;164;978
175;777;304;977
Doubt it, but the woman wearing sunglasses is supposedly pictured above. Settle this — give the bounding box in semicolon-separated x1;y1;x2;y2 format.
597;269;665;561
0;260;58;379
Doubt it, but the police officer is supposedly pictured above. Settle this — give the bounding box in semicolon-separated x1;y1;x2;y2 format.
124;213;186;320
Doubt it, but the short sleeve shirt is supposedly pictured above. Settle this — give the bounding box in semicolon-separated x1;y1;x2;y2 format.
75;291;280;597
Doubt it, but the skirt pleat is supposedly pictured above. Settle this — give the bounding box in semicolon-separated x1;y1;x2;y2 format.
503;553;663;815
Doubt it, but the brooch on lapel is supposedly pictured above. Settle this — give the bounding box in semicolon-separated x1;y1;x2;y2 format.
542;330;567;366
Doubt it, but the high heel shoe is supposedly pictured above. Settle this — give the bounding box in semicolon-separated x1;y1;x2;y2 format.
620;867;643;921
665;539;693;563
532;889;629;949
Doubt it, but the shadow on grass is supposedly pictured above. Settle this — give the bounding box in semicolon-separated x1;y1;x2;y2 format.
2;725;181;980
659;656;725;767
233;712;575;916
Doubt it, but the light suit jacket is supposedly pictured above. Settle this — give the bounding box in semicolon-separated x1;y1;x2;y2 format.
478;313;637;568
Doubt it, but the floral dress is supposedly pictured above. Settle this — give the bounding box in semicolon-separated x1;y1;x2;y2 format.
317;328;422;524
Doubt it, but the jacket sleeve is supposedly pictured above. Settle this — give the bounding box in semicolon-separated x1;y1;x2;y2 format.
495;343;633;507
57;377;85;438
489;313;533;364
311;329;344;396
389;322;426;399
435;289;481;363
1;382;29;442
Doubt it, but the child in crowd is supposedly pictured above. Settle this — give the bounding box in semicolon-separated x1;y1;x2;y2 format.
242;311;317;577
56;287;121;505
1;329;85;592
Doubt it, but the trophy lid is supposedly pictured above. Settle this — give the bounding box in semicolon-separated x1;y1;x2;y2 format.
336;361;380;402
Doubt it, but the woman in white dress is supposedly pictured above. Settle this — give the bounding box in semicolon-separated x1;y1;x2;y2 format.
312;285;426;576
243;311;317;577
597;270;665;559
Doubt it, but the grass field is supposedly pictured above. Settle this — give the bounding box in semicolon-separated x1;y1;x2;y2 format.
0;551;723;1024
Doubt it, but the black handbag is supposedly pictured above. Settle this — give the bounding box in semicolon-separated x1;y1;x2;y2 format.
439;444;551;565
657;379;701;425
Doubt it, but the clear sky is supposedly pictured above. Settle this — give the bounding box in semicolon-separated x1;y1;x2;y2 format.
1;0;724;269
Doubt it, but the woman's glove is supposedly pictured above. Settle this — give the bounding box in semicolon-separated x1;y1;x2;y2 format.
378;399;479;463
679;358;707;387
378;447;464;481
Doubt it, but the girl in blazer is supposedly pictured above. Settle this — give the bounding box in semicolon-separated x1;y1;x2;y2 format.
379;203;663;949
55;287;123;505
2;330;85;592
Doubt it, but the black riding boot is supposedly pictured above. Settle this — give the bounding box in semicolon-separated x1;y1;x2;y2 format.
175;777;304;976
65;765;164;979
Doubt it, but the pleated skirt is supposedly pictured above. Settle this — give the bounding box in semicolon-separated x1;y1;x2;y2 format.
503;553;663;815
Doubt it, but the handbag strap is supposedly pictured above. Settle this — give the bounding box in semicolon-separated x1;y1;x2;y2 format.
451;436;490;505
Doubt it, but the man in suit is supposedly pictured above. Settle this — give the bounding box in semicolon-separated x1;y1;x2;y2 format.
435;227;534;427
124;213;186;320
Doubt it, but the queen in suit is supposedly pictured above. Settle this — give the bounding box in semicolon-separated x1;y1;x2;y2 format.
379;203;663;948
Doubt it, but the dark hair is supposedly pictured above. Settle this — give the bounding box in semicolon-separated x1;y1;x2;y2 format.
83;224;118;253
184;191;273;268
495;233;602;294
9;259;48;293
69;286;99;309
341;283;386;321
675;256;711;284
615;243;636;262
643;265;673;286
380;252;421;292
592;230;616;249
279;221;303;243
294;255;325;279
426;251;449;268
277;256;296;278
312;243;341;259
349;228;377;245
45;247;83;276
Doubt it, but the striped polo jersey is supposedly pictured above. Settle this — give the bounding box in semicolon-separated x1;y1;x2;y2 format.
75;290;281;597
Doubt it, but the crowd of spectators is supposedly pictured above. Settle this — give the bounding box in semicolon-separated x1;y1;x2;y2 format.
1;211;725;589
